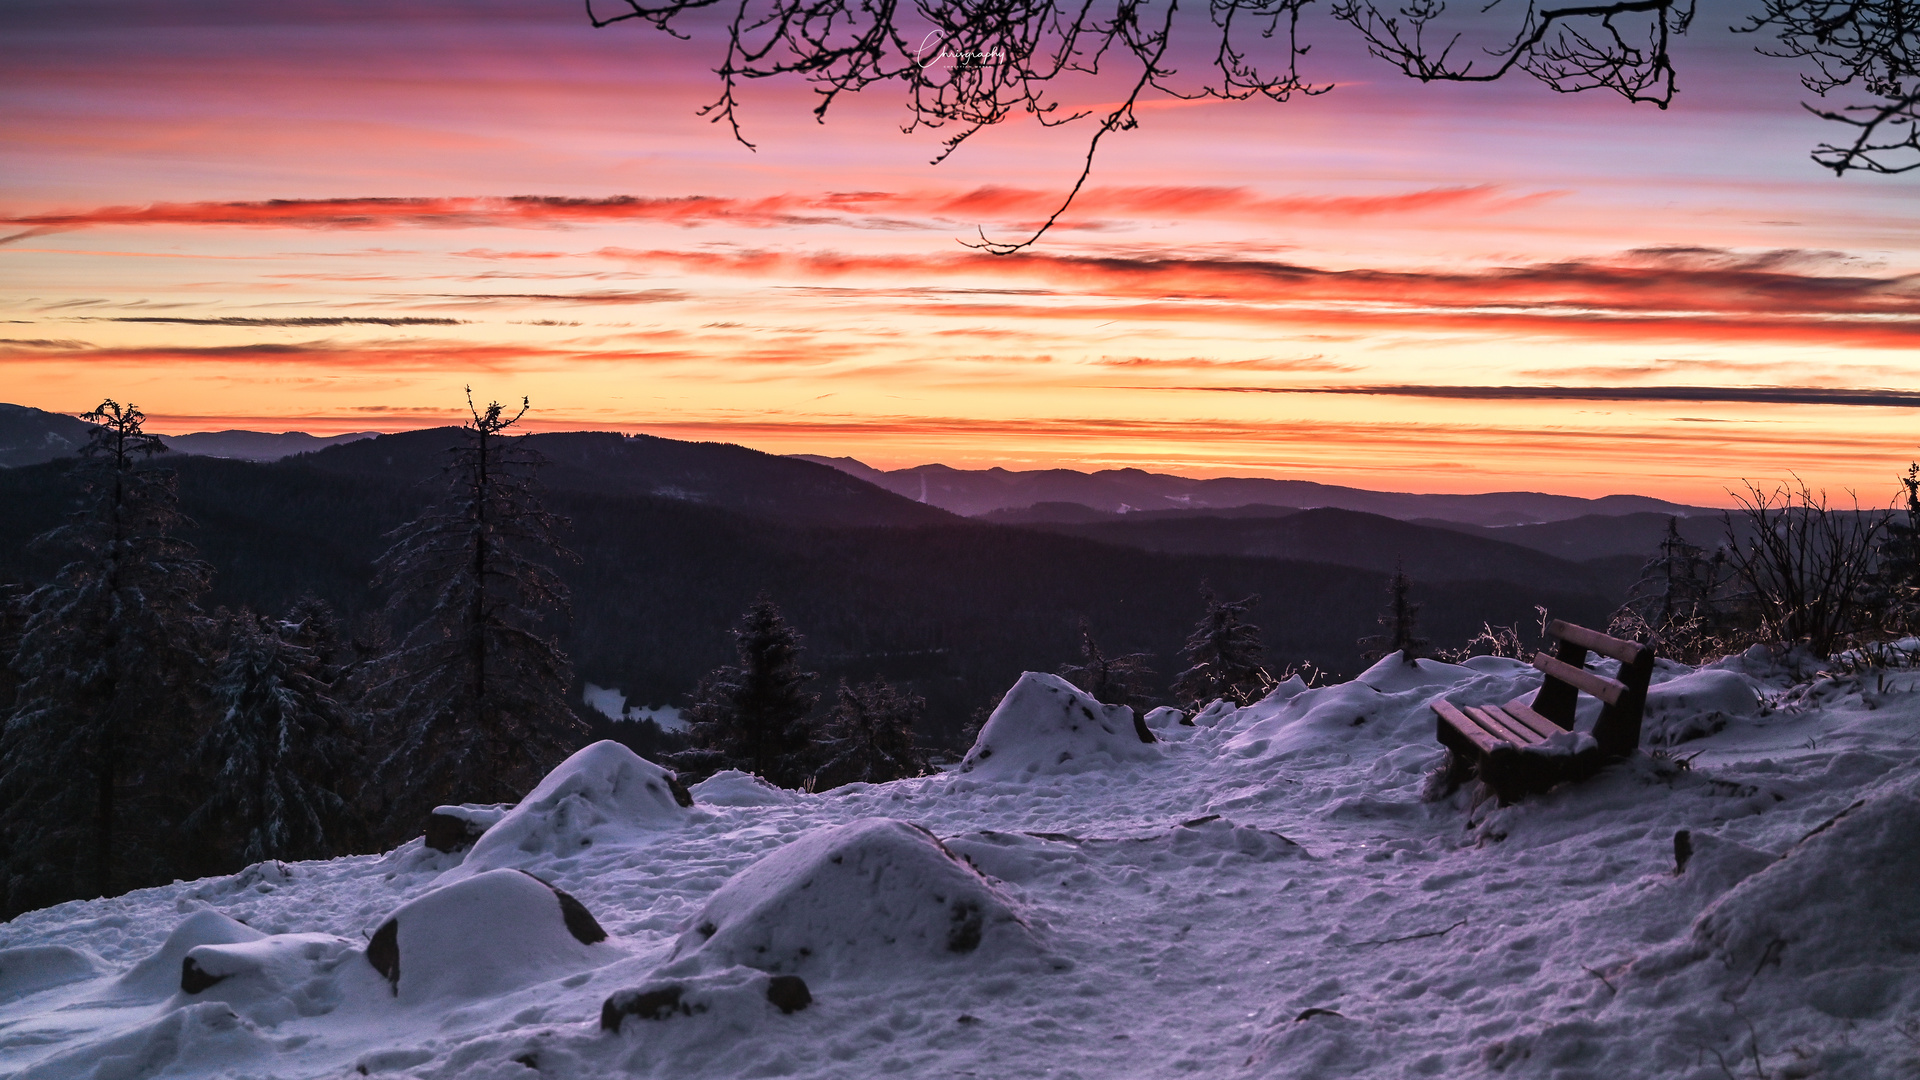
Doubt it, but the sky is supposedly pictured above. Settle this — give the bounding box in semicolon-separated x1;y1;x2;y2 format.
3;0;1917;505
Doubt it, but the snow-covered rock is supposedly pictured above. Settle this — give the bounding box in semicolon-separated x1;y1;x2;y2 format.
456;740;692;874
424;803;511;853
368;868;615;1003
958;672;1157;779
660;818;1033;980
180;932;360;1025
114;910;266;998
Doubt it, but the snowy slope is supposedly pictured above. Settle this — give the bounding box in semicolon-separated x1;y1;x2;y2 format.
2;652;1917;1079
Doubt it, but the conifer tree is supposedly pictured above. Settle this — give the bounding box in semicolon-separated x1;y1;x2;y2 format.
1610;517;1732;661
1170;588;1273;709
1058;620;1157;712
370;390;583;823
189;608;359;863
675;598;818;787
814;677;929;789
1359;564;1429;665
0;401;212;913
1874;462;1920;633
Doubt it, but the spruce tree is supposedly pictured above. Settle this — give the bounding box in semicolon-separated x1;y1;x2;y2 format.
1058;620;1157;712
370;391;583;824
814;677;929;789
1359;564;1429;664
1170;588;1273;709
675;598;818;787
1874;462;1920;634
0;401;212;913
189;608;360;864
1610;517;1730;660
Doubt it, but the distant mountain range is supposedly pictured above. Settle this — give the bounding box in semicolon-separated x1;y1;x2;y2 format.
795;455;1715;525
0;403;1663;744
0;405;377;466
162;429;380;461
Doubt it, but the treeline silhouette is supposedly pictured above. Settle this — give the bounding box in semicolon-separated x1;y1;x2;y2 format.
0;434;1618;755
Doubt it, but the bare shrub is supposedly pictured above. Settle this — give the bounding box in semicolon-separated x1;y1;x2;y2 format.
1721;480;1890;657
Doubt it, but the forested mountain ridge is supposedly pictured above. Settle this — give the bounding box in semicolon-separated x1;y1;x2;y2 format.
0;436;1624;746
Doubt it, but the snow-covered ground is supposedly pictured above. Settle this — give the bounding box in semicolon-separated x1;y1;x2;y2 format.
3;652;1917;1079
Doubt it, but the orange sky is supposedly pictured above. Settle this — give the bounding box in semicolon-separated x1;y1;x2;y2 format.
4;1;1918;505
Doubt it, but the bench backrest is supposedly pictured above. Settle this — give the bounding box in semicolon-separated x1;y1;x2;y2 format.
1528;619;1655;758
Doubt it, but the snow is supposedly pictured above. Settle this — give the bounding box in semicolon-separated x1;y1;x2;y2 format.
452;741;691;877
4;654;1920;1078
657;818;1034;980
369;869;615;1004
583;683;688;733
957;671;1157;779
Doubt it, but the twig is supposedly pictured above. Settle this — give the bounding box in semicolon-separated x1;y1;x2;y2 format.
1582;965;1616;993
1348;918;1466;946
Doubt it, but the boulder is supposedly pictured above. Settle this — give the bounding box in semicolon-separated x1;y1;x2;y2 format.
424;804;511;853
600;969;812;1033
115;910;265;998
365;868;612;1002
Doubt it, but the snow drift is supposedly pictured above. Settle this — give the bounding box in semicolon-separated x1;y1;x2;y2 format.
958;672;1157;779
1694;769;1920;1017
660;817;1032;979
456;740;693;874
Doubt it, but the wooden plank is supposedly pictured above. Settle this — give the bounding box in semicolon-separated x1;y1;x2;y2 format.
1532;652;1627;705
1481;703;1552;746
1547;620;1649;665
1501;698;1569;740
1432;700;1500;755
1465;704;1539;747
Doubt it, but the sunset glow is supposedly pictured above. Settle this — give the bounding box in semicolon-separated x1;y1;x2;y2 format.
5;1;1918;505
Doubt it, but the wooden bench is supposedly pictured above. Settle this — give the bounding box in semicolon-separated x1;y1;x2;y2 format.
1432;619;1655;804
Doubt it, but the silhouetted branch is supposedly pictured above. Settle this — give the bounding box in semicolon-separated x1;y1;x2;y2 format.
1330;0;1693;107
586;0;1322;251
1740;0;1920;174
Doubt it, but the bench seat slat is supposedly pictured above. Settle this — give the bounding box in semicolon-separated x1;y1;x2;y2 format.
1500;698;1567;740
1533;652;1627;705
1547;619;1650;665
1481;704;1551;746
1467;704;1541;747
1433;700;1501;755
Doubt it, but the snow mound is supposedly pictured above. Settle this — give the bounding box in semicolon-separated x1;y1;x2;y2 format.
1694;771;1920;1016
0;945;103;1001
691;769;799;807
662;818;1033;980
180;932;361;1025
1354;653;1475;692
457;740;691;874
16;1001;271;1080
1642;667;1763;746
958;672;1157;779
368;868;615;1003
114;909;266;998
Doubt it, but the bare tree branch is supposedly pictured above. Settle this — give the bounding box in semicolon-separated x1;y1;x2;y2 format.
1329;0;1693;106
1739;0;1920;174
